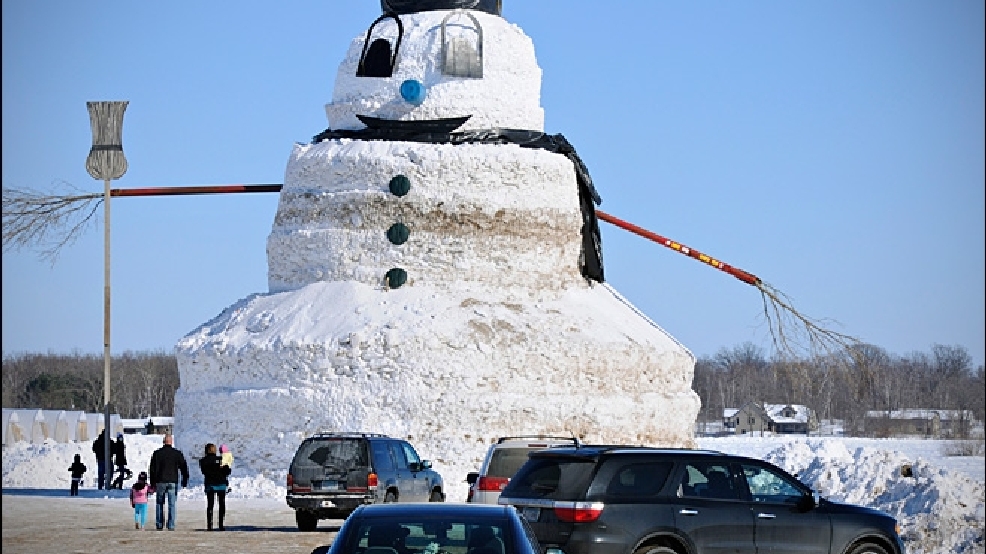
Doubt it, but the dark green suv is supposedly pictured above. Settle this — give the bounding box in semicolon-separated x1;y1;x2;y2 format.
497;446;905;554
286;432;445;531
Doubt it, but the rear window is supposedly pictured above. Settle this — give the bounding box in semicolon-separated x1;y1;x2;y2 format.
487;447;540;479
293;438;368;471
586;459;674;500
501;456;596;500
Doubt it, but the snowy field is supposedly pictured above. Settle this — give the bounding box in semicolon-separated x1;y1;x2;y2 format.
3;434;983;554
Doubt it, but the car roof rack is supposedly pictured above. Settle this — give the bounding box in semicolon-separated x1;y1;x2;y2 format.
495;435;582;447
308;431;391;439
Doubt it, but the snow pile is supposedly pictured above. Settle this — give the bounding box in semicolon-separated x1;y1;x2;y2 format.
763;439;985;554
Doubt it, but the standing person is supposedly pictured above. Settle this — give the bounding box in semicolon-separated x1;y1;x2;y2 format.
148;433;189;531
91;429;108;490
67;453;87;496
129;471;153;530
198;443;231;531
111;433;130;489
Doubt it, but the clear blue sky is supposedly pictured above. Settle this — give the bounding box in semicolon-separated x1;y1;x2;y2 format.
3;1;984;368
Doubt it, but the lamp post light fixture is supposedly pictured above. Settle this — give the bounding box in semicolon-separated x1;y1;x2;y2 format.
85;100;128;490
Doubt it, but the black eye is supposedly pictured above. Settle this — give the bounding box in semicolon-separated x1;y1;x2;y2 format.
357;12;404;78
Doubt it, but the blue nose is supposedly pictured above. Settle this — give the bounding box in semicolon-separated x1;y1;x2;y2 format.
400;79;426;105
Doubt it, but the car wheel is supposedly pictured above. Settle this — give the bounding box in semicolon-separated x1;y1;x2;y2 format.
429;489;444;502
849;544;889;554
632;546;679;554
384;490;398;503
295;510;318;531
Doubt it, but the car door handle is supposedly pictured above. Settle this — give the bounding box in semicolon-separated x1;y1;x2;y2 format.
679;509;699;516
757;513;777;519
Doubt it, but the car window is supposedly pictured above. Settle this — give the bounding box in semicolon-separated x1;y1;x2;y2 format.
739;463;804;504
678;462;740;500
390;441;409;470
587;459;673;500
338;516;511;554
503;457;596;500
296;438;367;470
372;441;396;472
401;442;422;465
488;447;538;479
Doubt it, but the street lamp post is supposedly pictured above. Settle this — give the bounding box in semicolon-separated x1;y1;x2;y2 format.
85;101;128;490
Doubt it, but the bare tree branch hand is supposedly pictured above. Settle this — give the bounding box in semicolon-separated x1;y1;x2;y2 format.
2;181;102;263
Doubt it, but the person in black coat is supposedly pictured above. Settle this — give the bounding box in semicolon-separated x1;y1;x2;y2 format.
148;434;190;530
91;430;108;490
110;433;131;489
198;442;232;531
67;453;87;496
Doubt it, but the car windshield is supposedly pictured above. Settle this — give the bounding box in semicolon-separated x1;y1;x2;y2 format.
336;516;512;554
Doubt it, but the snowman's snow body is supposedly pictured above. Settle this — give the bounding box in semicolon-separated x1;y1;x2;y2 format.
174;6;700;492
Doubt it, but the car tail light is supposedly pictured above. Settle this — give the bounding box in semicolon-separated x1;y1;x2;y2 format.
368;473;379;488
477;476;510;491
286;474;293;488
553;501;605;523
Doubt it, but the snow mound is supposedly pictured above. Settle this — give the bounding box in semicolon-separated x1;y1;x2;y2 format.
765;439;985;554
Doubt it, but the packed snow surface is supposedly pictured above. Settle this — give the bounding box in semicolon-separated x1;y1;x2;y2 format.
4;434;983;554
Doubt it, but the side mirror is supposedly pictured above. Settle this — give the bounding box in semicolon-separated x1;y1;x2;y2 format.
796;493;817;512
421;460;432;470
466;472;479;485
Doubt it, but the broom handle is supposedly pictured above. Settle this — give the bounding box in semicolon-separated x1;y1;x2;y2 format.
595;210;761;287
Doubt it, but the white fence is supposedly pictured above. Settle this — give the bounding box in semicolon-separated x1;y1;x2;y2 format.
2;409;123;445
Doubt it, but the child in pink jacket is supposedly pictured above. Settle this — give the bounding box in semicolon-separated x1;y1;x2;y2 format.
129;471;154;529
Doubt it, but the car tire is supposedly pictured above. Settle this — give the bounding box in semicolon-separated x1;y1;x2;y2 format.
632;546;679;554
848;544;890;554
295;510;318;532
384;490;398;503
429;489;444;502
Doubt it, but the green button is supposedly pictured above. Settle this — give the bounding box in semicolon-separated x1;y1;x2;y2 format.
385;268;408;289
387;223;410;245
389;175;411;197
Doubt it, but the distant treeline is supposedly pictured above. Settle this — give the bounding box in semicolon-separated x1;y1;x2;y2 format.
2;351;179;418
2;344;983;437
693;343;984;436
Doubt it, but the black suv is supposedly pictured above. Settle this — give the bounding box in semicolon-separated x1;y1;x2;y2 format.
497;446;905;554
286;432;445;531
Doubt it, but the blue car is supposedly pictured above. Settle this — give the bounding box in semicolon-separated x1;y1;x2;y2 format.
315;502;544;554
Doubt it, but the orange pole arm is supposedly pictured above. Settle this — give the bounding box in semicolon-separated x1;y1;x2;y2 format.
595;209;761;287
110;184;282;197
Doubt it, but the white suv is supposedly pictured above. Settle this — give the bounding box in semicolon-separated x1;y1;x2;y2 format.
465;435;581;504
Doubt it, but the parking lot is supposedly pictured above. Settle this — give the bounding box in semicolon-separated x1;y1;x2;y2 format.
1;492;340;554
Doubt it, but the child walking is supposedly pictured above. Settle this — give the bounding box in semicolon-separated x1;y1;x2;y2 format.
129;471;153;529
68;453;87;496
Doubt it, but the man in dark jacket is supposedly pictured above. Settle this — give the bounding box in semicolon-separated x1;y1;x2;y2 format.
91;430;108;490
148;433;190;530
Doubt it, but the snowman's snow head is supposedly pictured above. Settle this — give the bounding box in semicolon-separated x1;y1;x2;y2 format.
324;7;544;132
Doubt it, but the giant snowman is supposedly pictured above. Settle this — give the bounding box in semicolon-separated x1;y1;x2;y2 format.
174;0;699;496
